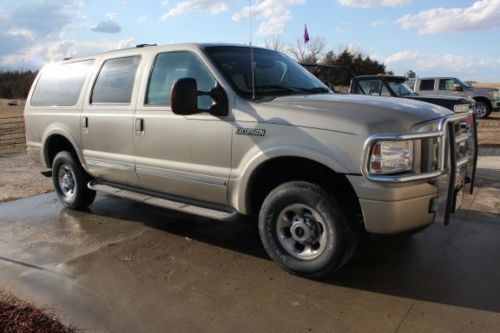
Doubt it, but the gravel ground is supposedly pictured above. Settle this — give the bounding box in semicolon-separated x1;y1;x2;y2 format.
0;152;53;203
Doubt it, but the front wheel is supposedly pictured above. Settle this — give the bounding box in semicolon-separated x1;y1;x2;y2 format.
258;181;353;278
474;101;491;119
52;151;96;210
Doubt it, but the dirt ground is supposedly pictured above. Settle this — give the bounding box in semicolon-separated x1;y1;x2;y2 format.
0;152;53;203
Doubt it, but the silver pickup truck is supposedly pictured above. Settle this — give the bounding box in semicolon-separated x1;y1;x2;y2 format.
24;44;477;277
411;77;500;119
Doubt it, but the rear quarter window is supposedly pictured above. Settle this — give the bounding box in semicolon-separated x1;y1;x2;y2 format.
30;60;94;106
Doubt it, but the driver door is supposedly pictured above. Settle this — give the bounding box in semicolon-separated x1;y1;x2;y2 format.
133;50;232;205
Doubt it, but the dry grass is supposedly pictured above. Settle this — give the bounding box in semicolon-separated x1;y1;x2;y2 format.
0;291;75;333
471;82;500;90
0;103;25;154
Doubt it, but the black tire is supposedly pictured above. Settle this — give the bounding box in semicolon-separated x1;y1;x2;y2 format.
52;151;96;210
474;100;491;119
258;181;354;278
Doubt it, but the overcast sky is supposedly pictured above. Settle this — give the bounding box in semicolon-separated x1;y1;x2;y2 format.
0;0;499;82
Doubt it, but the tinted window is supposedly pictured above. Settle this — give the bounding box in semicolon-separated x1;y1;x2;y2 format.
420;79;435;91
91;56;140;104
31;60;94;106
146;52;216;108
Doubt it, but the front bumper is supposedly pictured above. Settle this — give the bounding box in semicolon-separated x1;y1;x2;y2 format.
347;175;438;233
352;112;478;234
492;100;500;111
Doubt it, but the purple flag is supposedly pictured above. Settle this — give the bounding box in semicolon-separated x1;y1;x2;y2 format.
304;25;310;44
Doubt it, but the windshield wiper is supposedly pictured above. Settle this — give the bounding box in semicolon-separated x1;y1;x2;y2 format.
254;85;297;93
291;87;330;94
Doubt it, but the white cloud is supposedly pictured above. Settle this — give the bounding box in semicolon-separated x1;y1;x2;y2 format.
92;13;122;33
0;38;136;69
232;0;305;36
338;0;411;8
161;0;234;20
7;28;35;40
397;0;500;35
381;50;500;80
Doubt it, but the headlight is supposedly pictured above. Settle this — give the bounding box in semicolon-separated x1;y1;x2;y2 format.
453;104;470;113
369;140;414;174
494;90;500;100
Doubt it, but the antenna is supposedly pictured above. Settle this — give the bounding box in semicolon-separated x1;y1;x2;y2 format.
249;0;255;100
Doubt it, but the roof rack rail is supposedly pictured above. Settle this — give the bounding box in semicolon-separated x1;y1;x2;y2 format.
136;43;157;48
63;57;72;61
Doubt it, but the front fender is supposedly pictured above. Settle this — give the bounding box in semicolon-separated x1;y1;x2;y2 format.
228;125;364;214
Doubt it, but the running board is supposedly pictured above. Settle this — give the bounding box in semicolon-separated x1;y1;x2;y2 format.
88;181;239;221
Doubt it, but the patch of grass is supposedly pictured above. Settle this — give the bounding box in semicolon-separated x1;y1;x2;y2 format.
0;292;75;333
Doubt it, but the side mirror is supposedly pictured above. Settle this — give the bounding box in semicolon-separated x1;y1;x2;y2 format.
171;78;229;117
453;84;463;92
171;78;198;115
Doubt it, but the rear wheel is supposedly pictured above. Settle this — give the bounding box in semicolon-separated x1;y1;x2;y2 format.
52;151;96;210
474;100;491;119
258;181;354;278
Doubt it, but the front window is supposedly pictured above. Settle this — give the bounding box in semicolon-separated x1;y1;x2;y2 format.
204;46;329;99
439;78;470;91
146;51;216;108
387;80;416;96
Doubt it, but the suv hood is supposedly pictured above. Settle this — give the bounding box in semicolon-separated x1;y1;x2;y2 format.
252;93;453;135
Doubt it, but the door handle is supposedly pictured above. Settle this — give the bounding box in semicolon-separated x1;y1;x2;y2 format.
135;118;144;135
82;116;89;133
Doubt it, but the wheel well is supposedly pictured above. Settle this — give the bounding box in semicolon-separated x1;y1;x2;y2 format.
473;96;492;109
45;135;78;168
246;157;362;221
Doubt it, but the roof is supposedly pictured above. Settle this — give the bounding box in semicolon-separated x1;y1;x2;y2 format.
354;74;406;80
61;43;266;64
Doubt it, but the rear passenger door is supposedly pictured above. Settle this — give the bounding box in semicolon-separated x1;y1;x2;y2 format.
417;79;436;96
133;50;232;205
81;55;144;186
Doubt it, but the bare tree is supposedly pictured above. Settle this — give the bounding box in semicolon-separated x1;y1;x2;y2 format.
265;36;285;52
287;36;326;64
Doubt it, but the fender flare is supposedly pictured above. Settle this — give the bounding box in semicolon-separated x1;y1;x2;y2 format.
41;124;87;171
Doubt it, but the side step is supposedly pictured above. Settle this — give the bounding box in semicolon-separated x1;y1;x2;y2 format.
88;181;239;222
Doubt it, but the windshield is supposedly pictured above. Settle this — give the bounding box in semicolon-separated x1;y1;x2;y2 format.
387;80;417;96
204;46;330;99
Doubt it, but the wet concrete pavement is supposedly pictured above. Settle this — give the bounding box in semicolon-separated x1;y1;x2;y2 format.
1;156;500;332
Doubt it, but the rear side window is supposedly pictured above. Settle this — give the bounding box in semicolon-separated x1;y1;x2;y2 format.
419;79;435;91
91;56;140;104
31;60;94;106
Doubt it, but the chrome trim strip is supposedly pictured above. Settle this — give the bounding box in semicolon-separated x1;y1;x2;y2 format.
136;165;226;187
86;158;134;171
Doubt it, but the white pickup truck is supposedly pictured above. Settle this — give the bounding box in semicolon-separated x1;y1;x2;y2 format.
411;77;500;119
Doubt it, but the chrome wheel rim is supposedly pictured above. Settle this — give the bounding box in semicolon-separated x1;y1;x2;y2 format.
474;103;487;118
58;164;76;198
276;203;328;260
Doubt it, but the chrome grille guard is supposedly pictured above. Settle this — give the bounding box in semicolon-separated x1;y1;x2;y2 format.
361;111;477;185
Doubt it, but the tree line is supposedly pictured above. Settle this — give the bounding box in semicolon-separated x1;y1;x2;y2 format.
0;71;38;99
266;36;387;86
